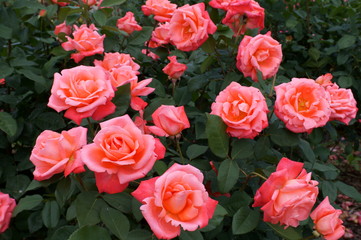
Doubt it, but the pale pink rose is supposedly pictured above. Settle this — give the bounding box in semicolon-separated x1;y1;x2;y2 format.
310;197;345;240
169;3;217;51
236;32;282;81
209;0;251;11
141;49;160;60
48;66;115;125
54;22;72;36
222;0;264;36
94;52;140;73
148;105;190;137
162;56;187;80
253;157;319;228
116;12;142;34
316;73;333;87
0;193;16;233
132;163;218;239
109;65;138;88
211;81;269;139
141;0;177;22
51;0;68;7
81;115;165;194
30;127;87;181
62;24;105;63
151;23;171;47
274;78;331;133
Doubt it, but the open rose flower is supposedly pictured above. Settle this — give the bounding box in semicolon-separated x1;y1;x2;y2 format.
0;192;16;233
151;23;171;47
211;81;269;139
236;32;282;81
162;56;187;80
48;65;115;125
94;52;140;73
116;12;142;34
149;105;190;137
253;157;319;228
141;0;177;22
274;78;331;133
132;163;218;239
310;197;345;240
209;0;251;11
30;127;87;181
169;3;217;51
62;24;105;63
316;73;333;87
54;22;72;36
51;0;68;6
81;0;102;6
81;115;165;194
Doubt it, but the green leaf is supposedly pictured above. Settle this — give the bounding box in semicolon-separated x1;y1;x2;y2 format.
75;191;106;227
35;112;66;130
28;211;43;233
270;128;300;147
200;205;228;232
200;55;216;73
217;159;239;193
308;47;320;61
321;181;337;202
110;83;131;117
13;194;43;217
100;207;129;240
102;192;132;214
93;9;107;26
6;174;30;199
298;139;316;163
55;177;76;207
131;197;143;222
231;139;255;159
179;230;204;240
201;35;216;54
186;144;208;159
336;181;361;202
50;226;77;240
206;114;229;158
16;68;46;85
224;191;252;216
100;0;126;7
42;200;60;228
0;112;17;137
266;223;302;240
68;226;111;240
0;62;14;78
129;26;153;46
154;160;167;175
126;229;152;240
337;76;352;88
232;206;260;235
0;24;12;39
337;35;356;49
174;86;192;105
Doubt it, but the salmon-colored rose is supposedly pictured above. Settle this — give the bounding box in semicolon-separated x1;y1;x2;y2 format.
94;52;140;73
162;56;187;80
169;3;217;52
253;157;319;228
142;0;177;22
117;12;142;34
209;0;251;11
48;66;115;125
62;24;105;63
274;78;331;133
316;73;333;87
132;163;218;239
109;65;138;88
149;105;190;137
211;81;269;139
0;193;16;233
81;115;165;194
54;22;72;36
151;23;171;47
236;32;282;81
51;0;68;7
141;49;160;60
310;197;345;240
30;127;87;181
81;0;101;6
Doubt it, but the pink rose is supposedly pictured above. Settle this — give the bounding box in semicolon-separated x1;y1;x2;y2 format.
116;12;142;34
81;0;100;6
0;193;16;233
316;73;333;87
51;0;68;7
211;81;269;139
108;65;138;88
236;32;282;81
253;157;319;228
162;56;187;80
151;23;171;47
141;49;160;60
169;3;217;51
310;197;345;240
148;105;190;137
209;0;251;11
132;163;218;239
62;24;105;63
81;115;165;194
274;78;331;133
222;0;264;36
94;52;140;73
30;127;87;181
54;22;72;36
141;0;177;22
0;78;5;85
48;65;115;125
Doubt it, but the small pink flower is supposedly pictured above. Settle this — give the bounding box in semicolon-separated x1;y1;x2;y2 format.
162;56;187;80
0;192;16;233
117;12;142;34
142;0;177;22
51;0;68;7
54;22;72;36
151;23;171;47
0;78;5;85
141;49;160;60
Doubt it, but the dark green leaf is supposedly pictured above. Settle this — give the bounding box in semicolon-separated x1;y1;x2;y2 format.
102;192;132;213
206;114;229;158
129;26;153;46
13;194;43;217
131;197;143;222
93;9;107;26
231;139;255;159
232;206;260;235
217;159;239;193
322;181;337;202
336;181;361;202
200;205;228;232
270;128;300;147
6;174;30;199
55;177;76;207
28;211;43;233
186;144;208;159
266;223;302;240
34;112;66;130
100;0;126;7
51;226;77;240
68;226;111;240
75;191;105;227
154;161;168;175
200;55;216;73
298;139;316;163
0;24;12;39
201;36;216;54
42;200;60;228
0;112;17;137
179;230;204;240
337;76;352;88
100;207;129;240
308;47;320;61
337;35;356;49
126;229;152;240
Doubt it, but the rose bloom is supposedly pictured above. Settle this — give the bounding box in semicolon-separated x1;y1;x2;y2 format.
253;157;319;228
151;23;171;47
62;24;105;63
54;22;72;36
141;0;177;22
310;197;345;240
209;0;251;11
0;78;5;85
148;105;190;137
81;0;102;6
48;65;115;125
116;12;142;34
211;81;269;139
316;73;333;87
0;193;16;233
94;52;140;73
162;56;187;80
30;127;87;181
222;0;264;36
169;3;217;52
274;78;331;133
109;65;138;88
236;32;282;81
141;49;160;61
132;163;218;239
81;115;165;194
51;0;68;7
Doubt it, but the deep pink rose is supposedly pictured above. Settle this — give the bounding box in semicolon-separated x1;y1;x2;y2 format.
209;0;251;11
162;56;187;80
253;157;319;228
132;163;218;239
141;0;177;22
0;192;16;233
117;12;142;34
211;81;269;139
48;66;115;125
51;0;68;7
